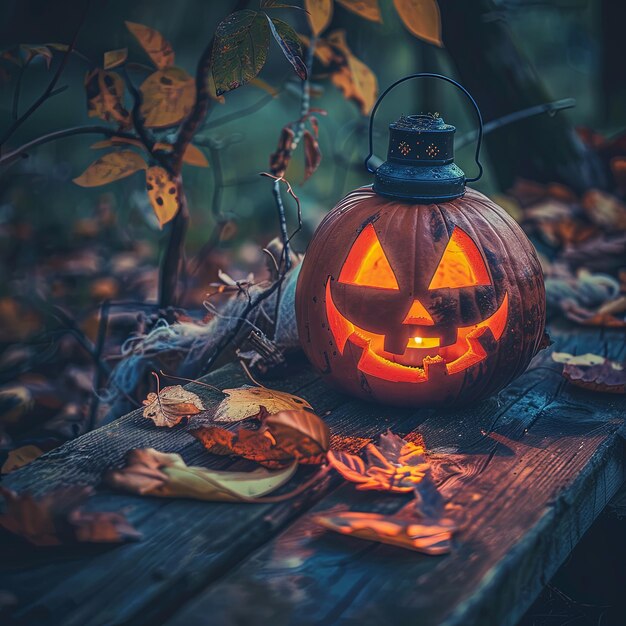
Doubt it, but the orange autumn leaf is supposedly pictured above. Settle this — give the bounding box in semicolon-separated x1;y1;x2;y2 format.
337;0;382;23
552;352;625;394
0;486;140;546
192;409;329;469
314;509;455;554
1;445;43;475
73;151;147;187
328;431;429;492
145;166;180;227
326;30;378;115
125;21;175;69
394;0;443;47
139;67;196;128
305;0;333;36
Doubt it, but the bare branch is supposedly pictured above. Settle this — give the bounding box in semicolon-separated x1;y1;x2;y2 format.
0;1;90;153
0;125;138;168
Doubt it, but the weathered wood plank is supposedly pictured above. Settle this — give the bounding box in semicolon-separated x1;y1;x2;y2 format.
0;327;623;626
166;327;626;626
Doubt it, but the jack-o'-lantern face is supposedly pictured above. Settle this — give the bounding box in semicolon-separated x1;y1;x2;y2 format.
325;222;509;384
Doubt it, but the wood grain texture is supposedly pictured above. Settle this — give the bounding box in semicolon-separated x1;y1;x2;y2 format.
0;327;624;626
166;327;626;626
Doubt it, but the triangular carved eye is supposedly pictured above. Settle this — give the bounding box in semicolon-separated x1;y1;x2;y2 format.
428;227;491;290
338;223;400;290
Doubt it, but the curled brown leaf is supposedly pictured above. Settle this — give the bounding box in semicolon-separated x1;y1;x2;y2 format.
192;409;330;469
0;486;140;546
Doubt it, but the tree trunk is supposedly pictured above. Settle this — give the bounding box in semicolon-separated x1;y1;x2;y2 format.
438;0;607;193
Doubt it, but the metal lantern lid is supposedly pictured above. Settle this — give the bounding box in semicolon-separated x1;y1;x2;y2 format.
364;73;485;203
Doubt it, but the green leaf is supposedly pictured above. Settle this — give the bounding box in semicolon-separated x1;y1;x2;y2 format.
212;10;271;96
267;17;307;81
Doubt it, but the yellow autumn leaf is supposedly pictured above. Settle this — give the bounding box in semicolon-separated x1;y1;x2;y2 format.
91;138;207;167
139;67;196;128
326;30;378;115
105;448;297;502
103;48;128;69
73;151;147;187
393;0;443;47
84;69;130;125
145;166;180;227
336;0;382;23
142;384;204;427
1;445;43;475
214;384;313;423
125;21;175;69
305;0;333;36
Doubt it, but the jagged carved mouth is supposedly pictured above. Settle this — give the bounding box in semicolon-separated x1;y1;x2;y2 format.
325;280;509;383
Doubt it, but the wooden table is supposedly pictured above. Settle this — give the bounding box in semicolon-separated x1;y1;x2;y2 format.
1;325;625;626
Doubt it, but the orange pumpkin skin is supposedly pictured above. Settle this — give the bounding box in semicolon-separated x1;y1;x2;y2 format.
296;186;546;407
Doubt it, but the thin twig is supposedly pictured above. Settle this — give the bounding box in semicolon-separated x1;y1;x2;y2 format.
158;369;225;395
0;125;138;168
0;0;90;153
12;57;34;121
208;90;279;129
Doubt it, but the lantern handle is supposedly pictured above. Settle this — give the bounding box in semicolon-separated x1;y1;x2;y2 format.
364;73;484;183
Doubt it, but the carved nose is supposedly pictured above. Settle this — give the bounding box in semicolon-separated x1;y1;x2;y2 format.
402;299;434;326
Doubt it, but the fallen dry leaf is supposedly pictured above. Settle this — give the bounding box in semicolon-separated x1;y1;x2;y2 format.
1;445;43;475
0;486;140;546
213;384;313;423
315;471;456;554
328;430;429;492
314;510;454;554
106;448;297;502
192;409;330;469
142;384;204;427
553;352;625;394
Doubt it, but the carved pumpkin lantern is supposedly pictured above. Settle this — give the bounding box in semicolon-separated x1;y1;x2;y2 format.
296;74;546;407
